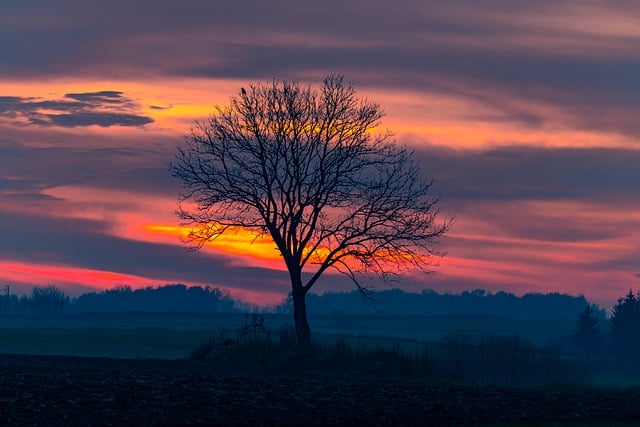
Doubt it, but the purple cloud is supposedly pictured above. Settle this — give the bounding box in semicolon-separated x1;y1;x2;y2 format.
0;91;152;128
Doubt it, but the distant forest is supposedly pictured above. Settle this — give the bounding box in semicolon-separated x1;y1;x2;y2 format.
0;284;604;320
302;288;605;320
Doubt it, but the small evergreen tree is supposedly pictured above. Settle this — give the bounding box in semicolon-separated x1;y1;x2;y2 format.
570;304;603;354
610;290;640;362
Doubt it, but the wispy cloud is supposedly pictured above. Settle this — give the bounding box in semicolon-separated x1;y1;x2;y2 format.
2;1;639;137
0;0;637;308
0;91;152;127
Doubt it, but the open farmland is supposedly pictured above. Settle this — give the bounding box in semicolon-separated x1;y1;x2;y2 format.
0;312;579;359
1;353;639;426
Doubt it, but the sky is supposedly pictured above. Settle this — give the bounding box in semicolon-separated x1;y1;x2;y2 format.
0;0;638;310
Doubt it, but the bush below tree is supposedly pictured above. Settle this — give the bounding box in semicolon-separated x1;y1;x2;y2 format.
190;319;586;387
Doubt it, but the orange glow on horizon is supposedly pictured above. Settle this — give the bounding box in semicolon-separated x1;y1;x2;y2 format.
145;224;283;262
144;223;426;275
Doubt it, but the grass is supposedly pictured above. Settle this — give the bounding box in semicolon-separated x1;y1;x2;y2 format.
0;328;212;359
1;312;636;388
188;326;587;387
60;325;637;388
0;312;577;345
0;311;249;330
2;313;638;426
313;314;576;346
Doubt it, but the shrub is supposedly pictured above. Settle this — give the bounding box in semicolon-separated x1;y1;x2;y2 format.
189;318;585;386
426;332;585;386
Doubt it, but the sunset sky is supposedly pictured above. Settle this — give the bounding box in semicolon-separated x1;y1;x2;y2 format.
1;0;638;310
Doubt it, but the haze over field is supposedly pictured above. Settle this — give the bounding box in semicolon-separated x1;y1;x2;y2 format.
1;1;639;309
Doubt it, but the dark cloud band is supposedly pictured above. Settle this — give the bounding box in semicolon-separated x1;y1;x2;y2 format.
0;91;152;128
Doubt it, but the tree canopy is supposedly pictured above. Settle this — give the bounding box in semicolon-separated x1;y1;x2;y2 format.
171;74;451;343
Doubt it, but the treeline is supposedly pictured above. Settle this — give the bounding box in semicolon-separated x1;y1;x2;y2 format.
69;285;236;313
1;285;607;320
273;288;605;320
0;286;69;315
0;284;236;315
572;291;640;366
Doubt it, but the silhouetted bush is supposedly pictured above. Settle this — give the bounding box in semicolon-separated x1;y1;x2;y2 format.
432;332;584;386
190;321;585;386
240;313;268;334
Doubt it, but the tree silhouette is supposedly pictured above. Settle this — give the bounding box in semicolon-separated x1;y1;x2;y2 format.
610;290;640;361
30;286;67;314
171;74;451;344
570;304;603;354
71;284;236;312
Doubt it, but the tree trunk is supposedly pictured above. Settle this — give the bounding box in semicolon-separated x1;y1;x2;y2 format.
292;283;311;346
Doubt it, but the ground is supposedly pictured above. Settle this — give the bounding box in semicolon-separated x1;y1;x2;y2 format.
1;354;639;426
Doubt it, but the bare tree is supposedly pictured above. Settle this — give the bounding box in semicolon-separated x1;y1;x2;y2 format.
171;74;451;344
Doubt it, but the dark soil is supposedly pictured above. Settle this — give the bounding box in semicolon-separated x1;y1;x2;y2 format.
0;353;639;426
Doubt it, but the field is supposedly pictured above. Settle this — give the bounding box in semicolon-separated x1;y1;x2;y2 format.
2;312;640;425
1;353;639;426
0;311;577;359
0;328;213;359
